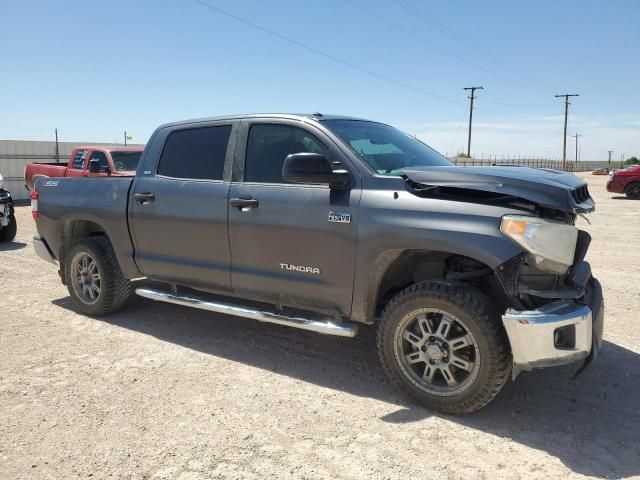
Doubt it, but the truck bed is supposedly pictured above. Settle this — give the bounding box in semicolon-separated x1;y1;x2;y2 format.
24;163;68;190
35;176;139;278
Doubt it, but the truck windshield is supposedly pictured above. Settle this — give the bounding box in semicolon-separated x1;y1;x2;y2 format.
322;119;452;175
111;151;142;172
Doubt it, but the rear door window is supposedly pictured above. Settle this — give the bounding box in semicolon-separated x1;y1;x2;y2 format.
71;149;89;169
157;125;232;180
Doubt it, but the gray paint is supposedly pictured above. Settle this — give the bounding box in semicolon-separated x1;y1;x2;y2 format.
35;176;140;278
35;113;595;324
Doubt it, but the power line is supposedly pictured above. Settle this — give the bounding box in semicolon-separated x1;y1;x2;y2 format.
389;0;557;95
464;86;483;157
480;98;557;109
340;0;507;81
342;0;558;117
189;0;465;107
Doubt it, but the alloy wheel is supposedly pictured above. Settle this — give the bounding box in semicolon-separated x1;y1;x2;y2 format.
394;308;481;396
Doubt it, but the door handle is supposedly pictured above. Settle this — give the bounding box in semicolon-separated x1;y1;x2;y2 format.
230;196;259;210
134;192;155;204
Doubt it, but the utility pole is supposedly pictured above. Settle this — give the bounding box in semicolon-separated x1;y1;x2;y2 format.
124;131;127;147
55;128;60;163
573;133;582;163
464;86;483;158
607;150;613;169
555;93;579;170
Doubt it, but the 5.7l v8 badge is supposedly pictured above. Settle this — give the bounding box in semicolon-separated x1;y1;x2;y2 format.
328;211;351;224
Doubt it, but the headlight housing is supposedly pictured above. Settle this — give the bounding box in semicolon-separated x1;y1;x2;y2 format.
501;215;578;274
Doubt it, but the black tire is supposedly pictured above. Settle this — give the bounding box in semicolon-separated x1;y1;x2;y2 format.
64;236;132;316
625;182;640;200
0;214;17;242
377;280;511;415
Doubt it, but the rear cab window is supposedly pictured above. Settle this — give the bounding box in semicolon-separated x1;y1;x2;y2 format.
111;151;142;172
157;125;232;180
89;150;109;170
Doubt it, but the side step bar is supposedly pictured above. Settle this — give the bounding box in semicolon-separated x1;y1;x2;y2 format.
135;287;358;338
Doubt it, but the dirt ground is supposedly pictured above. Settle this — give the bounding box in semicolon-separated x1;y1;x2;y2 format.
1;172;639;480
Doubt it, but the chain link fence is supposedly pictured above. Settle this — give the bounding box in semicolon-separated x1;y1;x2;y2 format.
449;157;621;172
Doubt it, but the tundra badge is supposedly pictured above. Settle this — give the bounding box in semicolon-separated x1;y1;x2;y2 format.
280;263;321;275
328;211;351;224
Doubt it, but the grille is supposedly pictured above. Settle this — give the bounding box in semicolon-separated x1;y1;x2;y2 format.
571;185;591;203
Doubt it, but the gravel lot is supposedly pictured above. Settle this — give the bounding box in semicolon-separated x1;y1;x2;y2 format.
1;173;639;479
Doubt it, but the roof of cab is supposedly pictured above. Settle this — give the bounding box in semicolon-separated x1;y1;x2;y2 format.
156;113;372;130
74;146;144;152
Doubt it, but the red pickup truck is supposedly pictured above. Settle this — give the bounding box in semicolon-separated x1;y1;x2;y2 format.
25;146;143;191
606;165;640;199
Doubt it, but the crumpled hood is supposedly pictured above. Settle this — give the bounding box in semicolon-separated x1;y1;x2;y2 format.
402;165;595;214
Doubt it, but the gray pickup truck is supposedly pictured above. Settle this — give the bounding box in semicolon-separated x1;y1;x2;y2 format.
32;113;603;414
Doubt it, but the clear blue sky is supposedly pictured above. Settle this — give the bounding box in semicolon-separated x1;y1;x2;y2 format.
1;0;638;160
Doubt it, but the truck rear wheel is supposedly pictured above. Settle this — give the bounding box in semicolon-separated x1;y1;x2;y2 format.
64;237;132;316
0;214;17;242
377;281;511;414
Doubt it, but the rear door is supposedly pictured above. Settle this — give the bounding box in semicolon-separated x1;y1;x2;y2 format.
227;120;360;316
129;122;236;292
66;148;89;178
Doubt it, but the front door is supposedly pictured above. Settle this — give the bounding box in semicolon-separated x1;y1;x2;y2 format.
130;123;235;292
228;121;360;316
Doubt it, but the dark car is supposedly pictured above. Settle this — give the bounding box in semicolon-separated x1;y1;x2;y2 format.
0;174;16;242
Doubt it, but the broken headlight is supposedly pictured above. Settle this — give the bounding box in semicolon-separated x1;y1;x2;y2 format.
501;215;578;275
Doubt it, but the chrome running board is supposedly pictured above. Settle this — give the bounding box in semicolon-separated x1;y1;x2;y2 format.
135;287;358;338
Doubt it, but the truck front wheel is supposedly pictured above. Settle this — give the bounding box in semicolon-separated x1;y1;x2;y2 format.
64;237;132;316
377;281;511;414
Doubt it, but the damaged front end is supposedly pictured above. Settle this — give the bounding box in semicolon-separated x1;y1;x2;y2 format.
497;234;604;379
402;166;603;379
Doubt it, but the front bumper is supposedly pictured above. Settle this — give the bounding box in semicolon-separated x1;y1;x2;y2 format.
606;177;624;193
502;278;604;377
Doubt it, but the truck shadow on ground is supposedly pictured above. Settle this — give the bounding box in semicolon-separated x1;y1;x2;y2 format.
53;293;640;479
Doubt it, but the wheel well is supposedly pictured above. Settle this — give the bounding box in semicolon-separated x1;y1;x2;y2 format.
373;250;506;319
624;181;640;192
59;219;111;284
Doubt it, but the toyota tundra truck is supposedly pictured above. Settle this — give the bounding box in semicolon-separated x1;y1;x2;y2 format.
30;114;604;414
24;145;143;191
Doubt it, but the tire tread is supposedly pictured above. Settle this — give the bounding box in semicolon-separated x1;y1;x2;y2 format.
377;280;511;415
65;236;131;315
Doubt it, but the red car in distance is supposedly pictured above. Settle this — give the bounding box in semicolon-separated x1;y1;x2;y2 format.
607;165;640;199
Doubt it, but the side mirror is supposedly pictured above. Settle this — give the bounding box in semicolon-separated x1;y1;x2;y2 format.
88;159;101;173
282;153;349;188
